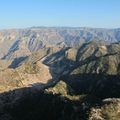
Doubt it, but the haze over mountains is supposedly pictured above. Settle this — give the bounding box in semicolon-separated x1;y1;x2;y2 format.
0;27;120;120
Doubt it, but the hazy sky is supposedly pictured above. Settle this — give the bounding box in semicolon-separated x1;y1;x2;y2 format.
0;0;120;29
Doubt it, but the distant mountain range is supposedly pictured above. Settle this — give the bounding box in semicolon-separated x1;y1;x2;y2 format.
0;27;120;59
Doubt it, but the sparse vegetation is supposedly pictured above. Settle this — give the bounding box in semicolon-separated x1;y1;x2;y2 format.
0;40;120;119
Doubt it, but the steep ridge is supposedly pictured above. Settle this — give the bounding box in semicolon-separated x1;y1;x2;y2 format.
1;41;120;93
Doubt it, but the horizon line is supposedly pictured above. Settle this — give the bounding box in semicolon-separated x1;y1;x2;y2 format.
0;26;120;30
